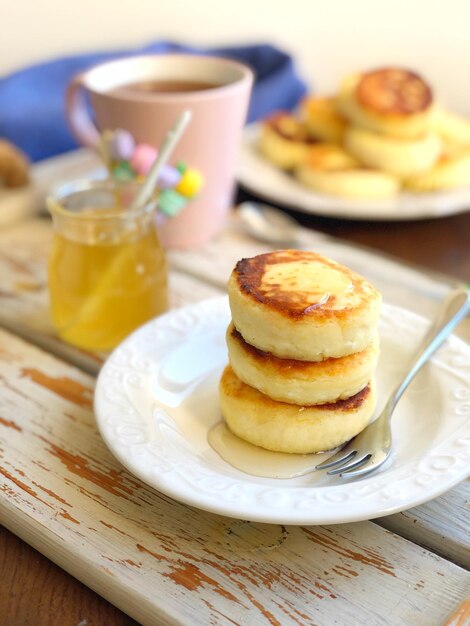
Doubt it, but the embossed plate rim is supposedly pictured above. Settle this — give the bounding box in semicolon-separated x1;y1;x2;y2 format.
94;296;470;524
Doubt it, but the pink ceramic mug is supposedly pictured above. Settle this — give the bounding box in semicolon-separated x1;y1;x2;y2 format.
66;54;253;247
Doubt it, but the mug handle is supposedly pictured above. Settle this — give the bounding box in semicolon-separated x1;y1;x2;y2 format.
65;73;100;148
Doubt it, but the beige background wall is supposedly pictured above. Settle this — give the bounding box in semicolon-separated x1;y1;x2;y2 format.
2;0;469;112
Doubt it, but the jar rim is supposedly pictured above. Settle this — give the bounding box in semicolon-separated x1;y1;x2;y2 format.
47;178;156;221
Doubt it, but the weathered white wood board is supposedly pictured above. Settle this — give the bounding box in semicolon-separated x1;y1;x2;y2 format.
0;328;469;626
376;482;470;570
0;217;469;574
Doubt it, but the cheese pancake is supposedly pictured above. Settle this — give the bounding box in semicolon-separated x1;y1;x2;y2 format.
336;68;433;138
432;106;470;146
405;150;470;191
300;96;347;142
344;126;441;178
294;144;399;199
228;250;382;361
295;146;399;199
295;143;360;170
258;112;316;169
226;322;379;405
219;365;377;454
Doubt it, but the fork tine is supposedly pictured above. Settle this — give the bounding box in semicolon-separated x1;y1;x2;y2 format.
338;451;390;479
315;449;356;471
327;453;371;476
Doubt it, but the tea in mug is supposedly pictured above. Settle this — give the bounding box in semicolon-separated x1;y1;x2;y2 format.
111;80;220;96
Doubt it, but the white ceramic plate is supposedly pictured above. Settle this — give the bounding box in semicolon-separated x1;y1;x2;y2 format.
237;124;470;221
94;297;470;525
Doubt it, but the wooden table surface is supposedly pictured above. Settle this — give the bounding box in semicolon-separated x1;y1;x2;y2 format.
0;151;469;626
236;188;470;283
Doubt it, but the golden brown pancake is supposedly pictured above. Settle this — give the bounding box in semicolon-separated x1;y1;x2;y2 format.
227;250;382;361
344;126;441;178
258;111;317;169
295;143;359;170
219;365;377;453
405;150;470;191
226;322;380;405
356;67;432;116
294;144;399;199
432;106;470;146
300;96;347;142
336;67;434;138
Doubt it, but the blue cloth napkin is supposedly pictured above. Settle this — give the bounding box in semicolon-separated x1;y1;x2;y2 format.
0;41;307;161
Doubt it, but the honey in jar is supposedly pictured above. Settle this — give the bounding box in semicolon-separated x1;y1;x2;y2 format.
47;181;168;351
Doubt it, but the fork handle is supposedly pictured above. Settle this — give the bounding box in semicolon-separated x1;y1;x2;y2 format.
390;287;470;411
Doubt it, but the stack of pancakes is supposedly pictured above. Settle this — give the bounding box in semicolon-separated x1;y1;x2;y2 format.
259;67;470;197
219;250;381;454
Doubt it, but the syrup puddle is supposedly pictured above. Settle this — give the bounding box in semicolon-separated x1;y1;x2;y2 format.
208;422;337;479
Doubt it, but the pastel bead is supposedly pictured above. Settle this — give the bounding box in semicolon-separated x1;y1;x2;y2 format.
158;188;187;217
112;161;135;181
175;168;204;198
158;165;182;189
109;129;135;161
131;144;158;176
175;161;187;174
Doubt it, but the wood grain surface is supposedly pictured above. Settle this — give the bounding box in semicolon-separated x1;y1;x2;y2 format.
236;189;470;283
0;217;469;619
295;211;470;283
0;156;469;625
0;328;469;626
376;481;470;570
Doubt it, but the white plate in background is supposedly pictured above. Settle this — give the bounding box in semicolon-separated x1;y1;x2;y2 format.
237;124;470;221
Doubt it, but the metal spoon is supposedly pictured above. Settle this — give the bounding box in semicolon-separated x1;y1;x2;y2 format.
237;201;301;247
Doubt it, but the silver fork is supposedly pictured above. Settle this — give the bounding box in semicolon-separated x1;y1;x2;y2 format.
315;287;470;479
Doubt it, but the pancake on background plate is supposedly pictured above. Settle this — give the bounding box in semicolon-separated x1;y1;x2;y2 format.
344;126;441;178
294;143;400;199
336;67;434;138
405;150;470;191
300;96;347;143
258;111;318;169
